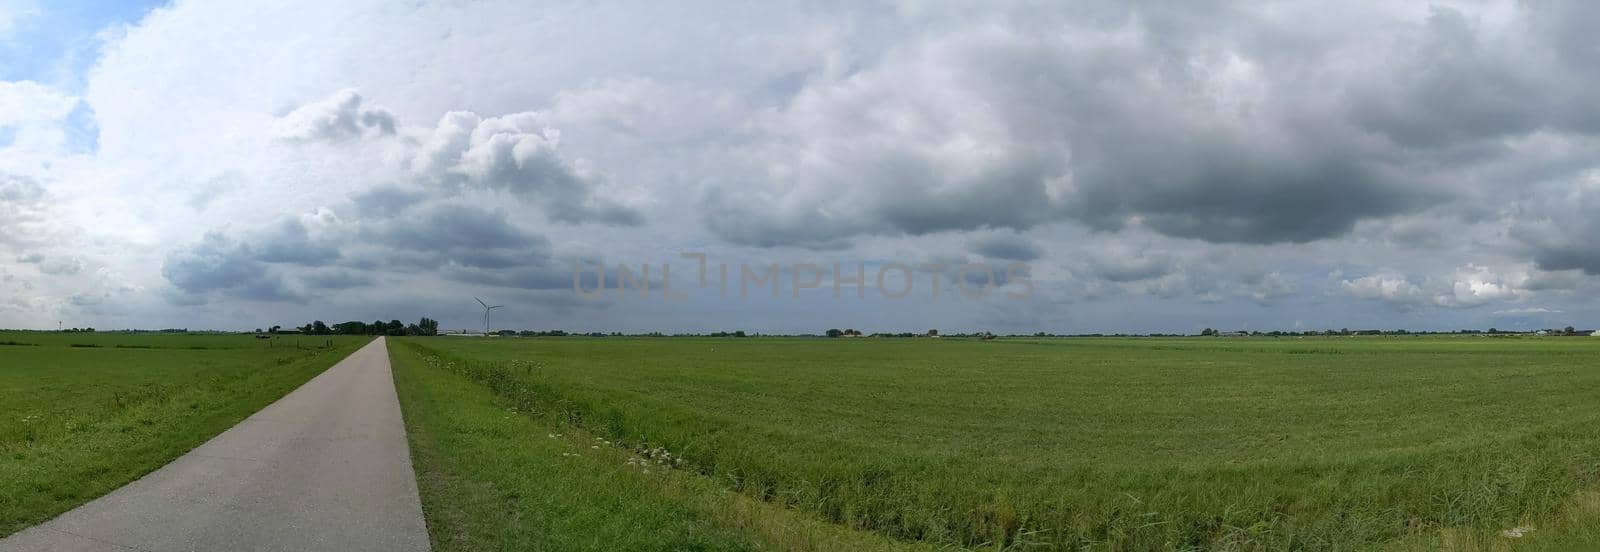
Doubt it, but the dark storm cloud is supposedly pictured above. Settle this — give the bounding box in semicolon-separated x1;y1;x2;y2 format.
1066;144;1430;244
1522;270;1584;292
161;232;305;303
163;194;581;305
969;234;1043;261
1530;247;1600;277
1513;202;1600;276
1085;249;1176;284
251;219;341;265
1508;164;1600;276
354;203;572;290
441;263;571;290
161;213;356;303
361;203;549;255
302;269;374;290
702;1;1600;249
157;217;338;302
350;185;427;218
1345;5;1600;153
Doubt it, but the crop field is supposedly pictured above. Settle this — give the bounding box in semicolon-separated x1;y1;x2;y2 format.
391;336;1600;551
0;332;369;536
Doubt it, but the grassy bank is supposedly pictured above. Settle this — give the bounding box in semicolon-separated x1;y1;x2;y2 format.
399;336;1600;550
0;332;368;536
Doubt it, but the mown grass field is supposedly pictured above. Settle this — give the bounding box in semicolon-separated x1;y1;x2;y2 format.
393;336;1600;551
0;332;368;536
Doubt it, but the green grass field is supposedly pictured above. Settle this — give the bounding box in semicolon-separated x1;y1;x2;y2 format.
393;336;1600;551
0;332;368;536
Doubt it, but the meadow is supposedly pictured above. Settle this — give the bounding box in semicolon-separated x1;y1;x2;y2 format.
0;331;368;536
392;336;1600;551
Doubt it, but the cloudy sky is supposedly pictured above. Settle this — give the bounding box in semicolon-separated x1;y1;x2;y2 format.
2;0;1598;334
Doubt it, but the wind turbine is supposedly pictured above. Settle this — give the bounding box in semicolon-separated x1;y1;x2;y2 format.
475;297;504;336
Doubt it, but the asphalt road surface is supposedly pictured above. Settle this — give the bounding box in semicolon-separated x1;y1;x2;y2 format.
0;337;431;552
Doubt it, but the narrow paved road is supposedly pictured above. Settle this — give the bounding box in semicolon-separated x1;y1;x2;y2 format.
0;337;431;552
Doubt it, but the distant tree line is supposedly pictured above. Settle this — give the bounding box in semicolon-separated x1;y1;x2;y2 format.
268;318;439;336
1194;327;1593;337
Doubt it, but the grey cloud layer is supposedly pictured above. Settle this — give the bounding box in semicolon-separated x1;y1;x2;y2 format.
700;2;1599;253
13;0;1600;332
0;173;53;246
162;196;571;304
160;89;644;305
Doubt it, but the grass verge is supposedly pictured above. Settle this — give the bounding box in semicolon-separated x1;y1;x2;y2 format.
0;333;368;536
388;338;927;551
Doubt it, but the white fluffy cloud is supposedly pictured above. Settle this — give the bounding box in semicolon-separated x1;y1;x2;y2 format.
0;0;38;38
1340;274;1429;307
1339;265;1533;309
409;110;642;225
273;89;396;143
0;80;78;155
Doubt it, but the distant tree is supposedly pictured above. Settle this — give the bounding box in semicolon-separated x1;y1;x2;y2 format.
268;325;281;334
332;321;366;335
418;317;439;336
311;321;330;335
254;328;263;334
825;328;843;338
386;320;405;336
1488;327;1499;334
1200;328;1217;336
1565;326;1577;335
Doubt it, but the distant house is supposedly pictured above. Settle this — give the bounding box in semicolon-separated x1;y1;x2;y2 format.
1590;331;1600;337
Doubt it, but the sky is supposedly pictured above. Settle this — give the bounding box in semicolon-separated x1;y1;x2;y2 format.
2;0;1599;334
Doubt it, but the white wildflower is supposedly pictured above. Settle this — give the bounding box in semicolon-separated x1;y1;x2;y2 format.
1502;527;1534;538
